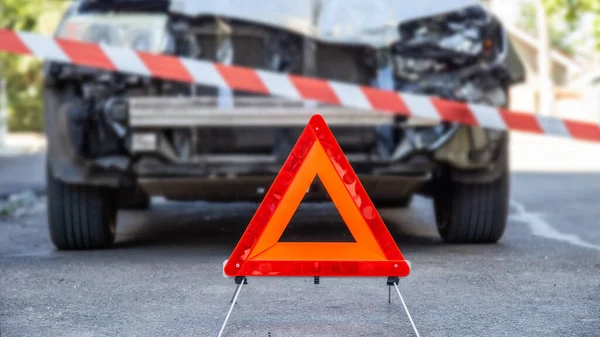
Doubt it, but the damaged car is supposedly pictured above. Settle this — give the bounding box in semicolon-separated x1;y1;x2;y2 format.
44;0;526;249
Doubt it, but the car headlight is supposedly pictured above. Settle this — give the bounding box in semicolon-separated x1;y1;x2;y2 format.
56;14;170;53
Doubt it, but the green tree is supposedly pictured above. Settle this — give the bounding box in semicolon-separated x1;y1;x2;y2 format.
517;1;579;55
0;0;69;132
542;0;600;50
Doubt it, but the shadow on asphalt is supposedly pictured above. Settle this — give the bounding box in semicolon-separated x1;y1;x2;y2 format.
108;172;600;253
113;200;445;251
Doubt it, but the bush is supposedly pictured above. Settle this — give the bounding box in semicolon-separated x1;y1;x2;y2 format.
0;0;68;132
2;56;45;132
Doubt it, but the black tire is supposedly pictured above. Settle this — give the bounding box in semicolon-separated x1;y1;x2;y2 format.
47;166;117;250
117;187;150;210
433;169;509;243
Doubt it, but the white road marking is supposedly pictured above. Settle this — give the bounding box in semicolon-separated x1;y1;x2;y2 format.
509;200;600;251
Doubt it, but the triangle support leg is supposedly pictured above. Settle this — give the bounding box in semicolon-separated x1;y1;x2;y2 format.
393;282;421;337
218;277;246;337
387;277;398;303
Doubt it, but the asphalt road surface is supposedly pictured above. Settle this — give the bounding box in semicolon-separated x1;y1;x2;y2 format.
1;133;600;337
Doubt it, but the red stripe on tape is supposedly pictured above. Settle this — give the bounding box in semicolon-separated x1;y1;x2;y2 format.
564;120;600;141
137;52;194;83
499;110;544;134
289;75;340;105
361;87;410;116
56;39;115;71
215;64;269;94
431;98;478;125
6;28;600;143
0;29;31;55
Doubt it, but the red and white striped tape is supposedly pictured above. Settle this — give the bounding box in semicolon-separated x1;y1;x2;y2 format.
1;28;599;142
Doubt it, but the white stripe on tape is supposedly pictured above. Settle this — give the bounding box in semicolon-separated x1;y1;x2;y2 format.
181;58;229;89
17;32;70;63
329;82;371;109
100;44;151;77
537;116;571;137
401;93;441;121
256;71;301;101
468;104;507;130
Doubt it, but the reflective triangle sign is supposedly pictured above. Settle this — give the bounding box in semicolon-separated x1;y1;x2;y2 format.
224;115;411;278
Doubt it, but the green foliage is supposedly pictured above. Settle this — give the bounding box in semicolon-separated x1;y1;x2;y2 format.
542;0;600;50
543;0;599;20
517;0;600;55
517;1;579;55
0;0;69;132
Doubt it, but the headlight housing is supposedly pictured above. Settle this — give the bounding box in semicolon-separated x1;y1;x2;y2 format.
393;6;501;80
56;14;170;53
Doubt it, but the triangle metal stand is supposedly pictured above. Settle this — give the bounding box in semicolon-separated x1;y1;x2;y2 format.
218;277;247;337
388;276;421;336
217;277;421;337
392;281;421;337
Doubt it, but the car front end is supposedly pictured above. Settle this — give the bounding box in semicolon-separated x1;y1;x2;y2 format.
44;0;525;249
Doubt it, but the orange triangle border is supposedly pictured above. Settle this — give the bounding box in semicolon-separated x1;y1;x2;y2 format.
224;114;410;278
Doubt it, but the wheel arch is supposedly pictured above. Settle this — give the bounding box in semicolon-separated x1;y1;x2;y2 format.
44;76;122;187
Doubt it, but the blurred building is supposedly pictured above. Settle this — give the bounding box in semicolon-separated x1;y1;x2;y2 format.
484;0;600;122
504;24;584;116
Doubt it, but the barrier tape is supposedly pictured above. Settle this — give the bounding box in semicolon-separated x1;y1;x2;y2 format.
1;28;599;142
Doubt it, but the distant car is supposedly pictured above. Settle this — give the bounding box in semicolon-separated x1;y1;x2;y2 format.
44;0;526;249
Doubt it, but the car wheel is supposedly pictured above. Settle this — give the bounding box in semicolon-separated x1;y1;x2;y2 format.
47;165;117;250
433;168;509;243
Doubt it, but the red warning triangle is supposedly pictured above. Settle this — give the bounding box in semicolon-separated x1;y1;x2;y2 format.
224;115;410;277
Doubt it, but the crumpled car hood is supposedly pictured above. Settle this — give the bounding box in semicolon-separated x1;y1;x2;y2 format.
170;0;483;47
